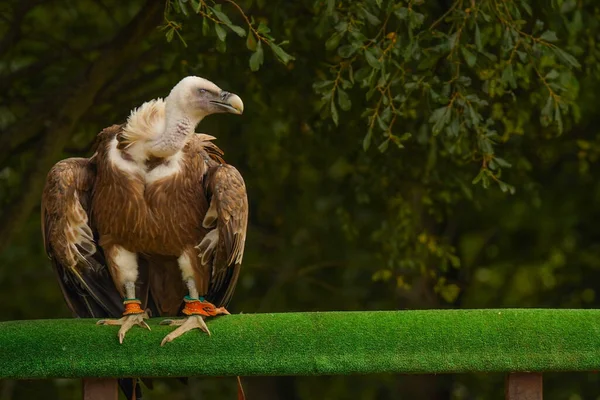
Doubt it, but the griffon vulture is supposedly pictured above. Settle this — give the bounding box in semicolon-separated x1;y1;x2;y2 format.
41;76;248;349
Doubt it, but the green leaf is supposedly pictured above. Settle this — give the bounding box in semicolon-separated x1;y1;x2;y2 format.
468;106;481;128
498;180;516;194
377;115;387;131
540;95;554;126
394;7;408;20
520;0;532;16
337;45;357;58
229;25;246;37
257;21;271;34
326;0;335;14
448;254;461;268
215;24;227;41
360;7;381;25
216;37;226;52
545;69;559;80
493;157;512;168
335;21;348;33
409;12;425;29
534;19;544;34
447;116;460;137
378;139;389;153
380;106;392;124
429;106;451;135
417;54;442;71
540;30;558;42
178;0;189;16
337;88;351;111
249;41;264;71
330;99;339;126
351;31;369;44
365;48;381;69
166;28;175;43
478;136;493;154
313;80;334;91
472;169;485;184
209;6;246;37
363;126;373;151
552;47;581;68
501;65;517;89
440;283;461;303
475;24;483;51
325;32;343;51
390;133;407;149
210;6;232;25
366;81;378;100
461;47;477;67
202;17;210;36
397;132;411;141
448;32;458;49
555;104;563;134
189;0;200;12
354;67;371;84
246;31;257;51
267;41;294;64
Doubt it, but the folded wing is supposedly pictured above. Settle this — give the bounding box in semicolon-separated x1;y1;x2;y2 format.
198;164;248;308
41;157;124;318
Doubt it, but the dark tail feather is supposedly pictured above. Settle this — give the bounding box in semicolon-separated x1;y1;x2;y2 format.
119;378;143;400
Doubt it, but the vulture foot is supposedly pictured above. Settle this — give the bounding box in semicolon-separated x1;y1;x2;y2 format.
96;312;151;344
159;315;211;346
159;298;230;345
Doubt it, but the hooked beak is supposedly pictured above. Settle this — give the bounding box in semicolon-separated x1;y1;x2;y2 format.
210;91;244;115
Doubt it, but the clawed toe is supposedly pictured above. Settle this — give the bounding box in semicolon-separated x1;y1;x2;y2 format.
159;319;184;326
97;312;150;344
160;316;211;346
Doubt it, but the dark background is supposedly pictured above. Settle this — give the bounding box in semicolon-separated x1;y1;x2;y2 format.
1;0;600;398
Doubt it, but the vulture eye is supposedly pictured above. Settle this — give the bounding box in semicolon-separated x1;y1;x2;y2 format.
198;88;207;95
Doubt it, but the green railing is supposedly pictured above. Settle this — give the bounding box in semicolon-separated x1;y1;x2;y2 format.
2;309;599;399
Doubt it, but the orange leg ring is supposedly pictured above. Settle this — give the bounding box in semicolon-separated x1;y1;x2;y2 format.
182;297;230;317
122;299;144;316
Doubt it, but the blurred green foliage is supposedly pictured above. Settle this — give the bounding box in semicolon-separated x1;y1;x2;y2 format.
1;0;600;398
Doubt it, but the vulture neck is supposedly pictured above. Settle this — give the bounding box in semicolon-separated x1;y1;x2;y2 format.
148;101;203;159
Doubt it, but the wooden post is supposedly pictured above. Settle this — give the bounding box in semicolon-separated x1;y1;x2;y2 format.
82;378;118;400
505;373;543;400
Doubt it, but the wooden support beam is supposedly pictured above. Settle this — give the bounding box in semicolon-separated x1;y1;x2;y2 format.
82;378;118;400
505;373;543;400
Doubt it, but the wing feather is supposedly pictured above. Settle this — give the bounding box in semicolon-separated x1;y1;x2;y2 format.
42;157;123;318
202;164;248;307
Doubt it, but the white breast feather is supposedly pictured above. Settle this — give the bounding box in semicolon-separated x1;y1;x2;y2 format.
145;151;183;184
107;98;183;183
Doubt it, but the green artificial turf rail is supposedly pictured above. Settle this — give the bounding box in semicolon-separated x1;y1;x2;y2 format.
1;309;600;379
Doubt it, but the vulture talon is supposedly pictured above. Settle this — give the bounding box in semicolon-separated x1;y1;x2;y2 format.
160;315;211;346
96;311;150;344
159;319;179;326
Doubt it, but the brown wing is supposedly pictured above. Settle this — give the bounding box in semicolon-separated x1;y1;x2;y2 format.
198;164;248;307
42;157;122;318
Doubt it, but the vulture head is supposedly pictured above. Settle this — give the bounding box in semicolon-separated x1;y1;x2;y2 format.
147;76;243;158
166;76;244;120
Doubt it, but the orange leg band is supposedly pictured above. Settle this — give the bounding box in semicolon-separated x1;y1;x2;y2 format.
123;299;144;316
182;298;230;317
